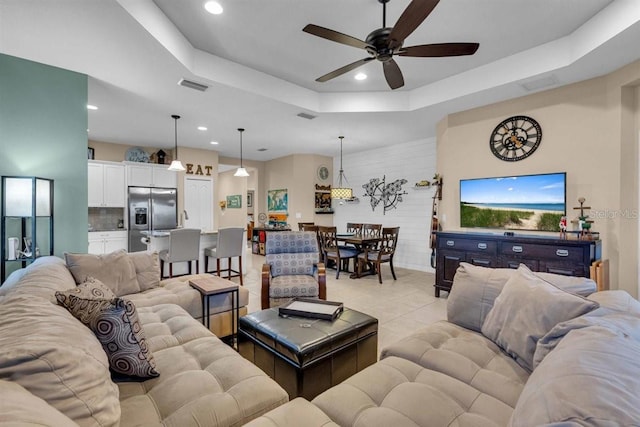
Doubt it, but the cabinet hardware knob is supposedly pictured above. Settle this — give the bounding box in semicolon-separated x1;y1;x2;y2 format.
477;243;487;250
556;249;569;257
512;246;523;253
446;240;454;246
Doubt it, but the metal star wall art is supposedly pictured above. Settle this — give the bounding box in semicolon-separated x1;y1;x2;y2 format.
362;175;408;215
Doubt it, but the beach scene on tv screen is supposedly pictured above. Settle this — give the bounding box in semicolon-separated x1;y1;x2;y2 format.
460;173;565;231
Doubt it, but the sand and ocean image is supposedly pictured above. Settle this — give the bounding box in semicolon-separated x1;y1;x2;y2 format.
460;173;566;231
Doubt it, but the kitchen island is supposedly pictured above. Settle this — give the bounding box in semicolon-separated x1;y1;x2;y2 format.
141;229;247;277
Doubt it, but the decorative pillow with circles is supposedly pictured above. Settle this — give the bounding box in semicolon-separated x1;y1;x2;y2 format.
55;279;159;378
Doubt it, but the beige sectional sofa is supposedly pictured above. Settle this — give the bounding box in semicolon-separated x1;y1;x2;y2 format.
247;263;640;426
0;254;288;426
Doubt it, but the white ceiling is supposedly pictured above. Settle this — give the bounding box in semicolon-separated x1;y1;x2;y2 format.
1;0;639;161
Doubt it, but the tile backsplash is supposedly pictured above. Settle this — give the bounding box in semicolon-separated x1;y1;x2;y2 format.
88;207;125;231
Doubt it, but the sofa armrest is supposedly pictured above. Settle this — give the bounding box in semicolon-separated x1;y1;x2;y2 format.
316;262;326;300
261;263;272;309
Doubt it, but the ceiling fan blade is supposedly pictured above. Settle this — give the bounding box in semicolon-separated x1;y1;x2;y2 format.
316;57;374;83
388;0;440;50
303;24;372;50
383;59;404;90
399;42;479;57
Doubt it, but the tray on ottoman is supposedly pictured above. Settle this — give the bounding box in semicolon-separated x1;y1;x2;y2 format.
239;306;378;400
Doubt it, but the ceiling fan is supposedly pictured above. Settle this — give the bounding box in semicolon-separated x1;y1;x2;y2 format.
303;0;479;90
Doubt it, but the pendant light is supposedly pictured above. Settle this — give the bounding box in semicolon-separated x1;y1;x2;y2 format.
234;128;249;177
331;136;353;199
168;114;186;171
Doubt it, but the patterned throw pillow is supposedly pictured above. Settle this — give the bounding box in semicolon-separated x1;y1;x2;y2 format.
56;280;159;378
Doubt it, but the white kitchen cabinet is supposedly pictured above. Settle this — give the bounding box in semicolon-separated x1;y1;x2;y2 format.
88;161;125;207
126;162;177;188
88;231;128;254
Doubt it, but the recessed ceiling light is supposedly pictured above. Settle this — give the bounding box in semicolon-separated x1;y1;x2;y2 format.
204;1;223;14
87;104;98;110
210;141;219;145
354;73;367;81
197;126;208;131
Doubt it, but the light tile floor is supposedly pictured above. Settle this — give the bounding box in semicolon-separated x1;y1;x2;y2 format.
239;250;448;354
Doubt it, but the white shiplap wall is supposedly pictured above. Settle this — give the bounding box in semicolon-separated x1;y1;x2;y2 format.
333;138;437;272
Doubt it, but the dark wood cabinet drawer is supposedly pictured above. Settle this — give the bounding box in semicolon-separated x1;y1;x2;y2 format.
539;262;588;277
439;238;497;254
466;253;497;268
501;258;539;271
500;242;584;263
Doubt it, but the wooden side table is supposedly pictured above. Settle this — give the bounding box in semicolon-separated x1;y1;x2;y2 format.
189;276;239;350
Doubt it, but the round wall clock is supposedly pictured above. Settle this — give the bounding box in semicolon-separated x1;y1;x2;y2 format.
317;165;329;181
490;115;542;161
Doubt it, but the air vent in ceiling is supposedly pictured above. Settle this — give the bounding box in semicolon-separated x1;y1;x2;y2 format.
297;112;317;120
520;75;559;92
178;78;209;92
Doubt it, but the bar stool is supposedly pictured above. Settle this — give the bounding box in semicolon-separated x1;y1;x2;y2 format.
204;227;244;285
159;228;201;278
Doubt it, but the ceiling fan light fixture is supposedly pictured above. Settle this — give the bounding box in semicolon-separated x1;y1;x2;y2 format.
331;136;353;199
354;72;367;80
167;114;185;172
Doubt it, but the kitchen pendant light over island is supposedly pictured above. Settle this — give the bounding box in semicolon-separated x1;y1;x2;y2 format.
168;114;185;172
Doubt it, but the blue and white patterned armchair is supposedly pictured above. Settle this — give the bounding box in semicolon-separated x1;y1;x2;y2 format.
261;231;326;309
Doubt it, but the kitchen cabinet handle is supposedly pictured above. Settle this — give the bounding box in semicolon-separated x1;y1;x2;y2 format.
446;240;455;247
512;246;523;253
556;249;569;257
477;243;487;250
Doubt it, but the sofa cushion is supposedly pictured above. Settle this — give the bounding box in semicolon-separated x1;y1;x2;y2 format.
56;286;159;379
127;251;161;291
510;325;640;426
447;263;513;332
65;250;141;296
0;379;80;426
0;294;120;427
244;397;340;427
312;356;515;426
533;303;640;369
124;273;249;320
0;256;75;301
481;265;599;372
447;263;598;333
269;274;319;299
380;320;529;409
117;304;289;426
588;289;640;314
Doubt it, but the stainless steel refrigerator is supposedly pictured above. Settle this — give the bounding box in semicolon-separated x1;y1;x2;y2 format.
128;186;177;252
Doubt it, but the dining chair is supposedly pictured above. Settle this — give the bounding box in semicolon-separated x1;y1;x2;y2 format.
158;228;201;278
346;223;363;234
317;226;359;279
297;222;315;231
261;231;326;309
203;227;245;285
357;227;400;284
362;223;382;237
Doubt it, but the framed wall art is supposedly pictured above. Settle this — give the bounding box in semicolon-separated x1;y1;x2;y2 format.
226;194;242;209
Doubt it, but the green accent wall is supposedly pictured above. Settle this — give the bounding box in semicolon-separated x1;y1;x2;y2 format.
0;53;88;266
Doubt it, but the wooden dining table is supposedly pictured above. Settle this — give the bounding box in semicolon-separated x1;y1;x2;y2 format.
336;233;382;279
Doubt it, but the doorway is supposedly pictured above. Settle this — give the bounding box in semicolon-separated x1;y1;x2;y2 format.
184;177;213;231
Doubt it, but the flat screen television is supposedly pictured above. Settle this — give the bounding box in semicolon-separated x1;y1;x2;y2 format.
460;172;566;232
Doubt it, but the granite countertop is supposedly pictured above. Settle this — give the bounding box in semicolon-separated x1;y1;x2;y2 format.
140;229;224;237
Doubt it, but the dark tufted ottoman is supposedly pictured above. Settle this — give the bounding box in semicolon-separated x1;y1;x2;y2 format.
239;307;378;400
